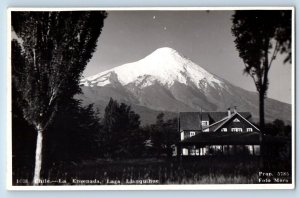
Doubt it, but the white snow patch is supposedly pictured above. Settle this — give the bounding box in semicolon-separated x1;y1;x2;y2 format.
97;81;110;87
82;47;224;89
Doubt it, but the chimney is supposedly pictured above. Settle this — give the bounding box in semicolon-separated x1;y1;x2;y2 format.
227;108;231;117
233;106;237;114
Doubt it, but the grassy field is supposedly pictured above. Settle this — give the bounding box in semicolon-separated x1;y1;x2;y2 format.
43;157;260;185
13;156;292;185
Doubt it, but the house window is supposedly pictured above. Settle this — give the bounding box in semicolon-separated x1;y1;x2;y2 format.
172;145;177;156
200;147;207;156
247;128;253;132
180;132;184;141
190;149;196;156
190;131;196;137
182;148;188;156
254;145;260;156
201;121;209;126
233;118;240;122
221;128;227;132
231;128;242;132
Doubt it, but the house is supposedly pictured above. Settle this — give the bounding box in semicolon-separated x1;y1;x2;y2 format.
174;107;262;157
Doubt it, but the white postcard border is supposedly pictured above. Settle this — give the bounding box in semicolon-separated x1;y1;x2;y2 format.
6;6;295;190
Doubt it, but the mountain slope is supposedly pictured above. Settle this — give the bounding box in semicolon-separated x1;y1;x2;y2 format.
78;47;291;125
81;47;223;89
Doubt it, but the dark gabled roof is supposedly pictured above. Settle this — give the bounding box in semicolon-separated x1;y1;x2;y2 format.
179;112;201;130
202;112;260;132
179;112;251;131
214;112;260;132
207;112;228;122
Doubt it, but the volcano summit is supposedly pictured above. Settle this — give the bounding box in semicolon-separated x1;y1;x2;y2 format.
79;47;291;125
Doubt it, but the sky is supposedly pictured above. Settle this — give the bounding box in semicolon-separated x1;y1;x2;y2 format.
83;10;292;104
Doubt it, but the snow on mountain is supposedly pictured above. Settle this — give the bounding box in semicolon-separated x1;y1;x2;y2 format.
81;47;223;89
78;47;291;125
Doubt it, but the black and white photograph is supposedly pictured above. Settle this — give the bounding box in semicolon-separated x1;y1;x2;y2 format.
7;8;294;190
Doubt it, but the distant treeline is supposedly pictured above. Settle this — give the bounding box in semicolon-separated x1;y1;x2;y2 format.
263;119;291;137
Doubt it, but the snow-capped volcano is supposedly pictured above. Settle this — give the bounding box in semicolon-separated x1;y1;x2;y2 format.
81;47;223;89
79;47;291;125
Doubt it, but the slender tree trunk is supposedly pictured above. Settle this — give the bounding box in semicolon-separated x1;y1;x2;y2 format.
33;124;43;185
259;91;265;169
259;91;265;131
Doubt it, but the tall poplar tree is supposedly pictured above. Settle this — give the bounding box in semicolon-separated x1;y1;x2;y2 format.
231;10;291;131
11;11;107;184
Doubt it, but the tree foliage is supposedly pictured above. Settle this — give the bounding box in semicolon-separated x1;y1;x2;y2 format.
101;99;179;159
147;113;178;157
231;10;291;129
264;119;291;137
12;11;107;131
102;98;143;158
44;100;102;163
